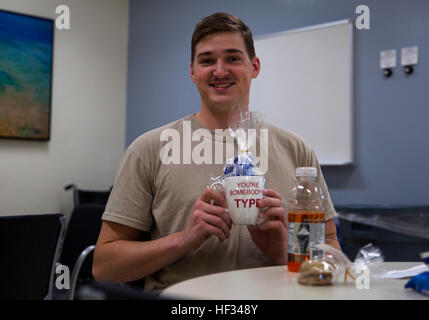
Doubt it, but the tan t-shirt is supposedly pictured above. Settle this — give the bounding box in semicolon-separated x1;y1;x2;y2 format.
102;114;336;292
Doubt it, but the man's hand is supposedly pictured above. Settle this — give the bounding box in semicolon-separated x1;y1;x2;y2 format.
248;189;287;265
181;187;232;252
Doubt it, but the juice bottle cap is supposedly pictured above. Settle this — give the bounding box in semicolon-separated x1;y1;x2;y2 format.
296;167;317;177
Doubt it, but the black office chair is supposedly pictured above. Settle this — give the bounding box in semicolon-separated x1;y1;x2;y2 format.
0;213;66;300
55;204;106;299
64;184;112;207
56;203;149;299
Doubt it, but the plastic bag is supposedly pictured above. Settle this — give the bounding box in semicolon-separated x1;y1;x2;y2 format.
208;105;265;225
225;104;264;177
297;243;385;286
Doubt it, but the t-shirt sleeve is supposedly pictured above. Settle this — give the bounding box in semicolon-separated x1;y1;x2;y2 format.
102;148;154;231
299;141;337;221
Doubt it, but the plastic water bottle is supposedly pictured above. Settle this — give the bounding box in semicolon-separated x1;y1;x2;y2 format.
287;167;326;272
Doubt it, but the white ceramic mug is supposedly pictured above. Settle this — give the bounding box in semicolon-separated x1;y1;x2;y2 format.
223;176;265;225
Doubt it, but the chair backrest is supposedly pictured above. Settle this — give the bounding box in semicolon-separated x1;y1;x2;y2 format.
59;204;150;295
65;184;111;207
0;213;66;300
59;204;106;282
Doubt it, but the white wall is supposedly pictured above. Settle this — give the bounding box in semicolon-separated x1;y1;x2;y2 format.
0;0;129;218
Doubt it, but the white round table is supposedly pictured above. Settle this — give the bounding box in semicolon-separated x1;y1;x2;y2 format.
161;262;427;300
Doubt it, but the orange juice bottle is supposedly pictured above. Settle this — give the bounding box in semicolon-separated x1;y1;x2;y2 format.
287;167;326;272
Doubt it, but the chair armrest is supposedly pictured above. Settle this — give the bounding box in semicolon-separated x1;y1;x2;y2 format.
69;245;96;300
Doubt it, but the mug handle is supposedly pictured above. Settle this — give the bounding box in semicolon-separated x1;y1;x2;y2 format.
209;180;224;192
208;179;227;208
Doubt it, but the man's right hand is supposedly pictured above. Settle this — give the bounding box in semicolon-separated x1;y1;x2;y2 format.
181;187;232;252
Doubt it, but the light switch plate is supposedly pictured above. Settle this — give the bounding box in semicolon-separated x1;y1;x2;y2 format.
401;46;418;66
380;49;396;69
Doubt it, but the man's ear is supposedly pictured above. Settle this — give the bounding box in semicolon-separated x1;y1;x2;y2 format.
190;63;196;83
252;57;261;78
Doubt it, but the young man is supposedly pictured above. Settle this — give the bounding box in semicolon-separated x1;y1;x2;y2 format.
93;12;340;293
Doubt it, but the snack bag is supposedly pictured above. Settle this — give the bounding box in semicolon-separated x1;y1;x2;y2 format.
297;243;385;286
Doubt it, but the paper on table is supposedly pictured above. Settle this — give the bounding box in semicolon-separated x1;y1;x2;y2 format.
380;264;428;279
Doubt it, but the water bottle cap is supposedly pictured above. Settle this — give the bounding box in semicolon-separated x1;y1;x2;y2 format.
296;167;317;177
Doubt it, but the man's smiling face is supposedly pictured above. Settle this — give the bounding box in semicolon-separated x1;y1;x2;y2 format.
191;31;260;114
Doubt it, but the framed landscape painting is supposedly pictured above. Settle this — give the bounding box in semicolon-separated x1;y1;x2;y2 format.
0;9;54;140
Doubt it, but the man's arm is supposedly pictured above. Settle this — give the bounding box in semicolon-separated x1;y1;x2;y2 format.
93;221;192;282
325;218;341;251
93;188;232;283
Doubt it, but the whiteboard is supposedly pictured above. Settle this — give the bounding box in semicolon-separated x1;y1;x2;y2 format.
250;20;353;165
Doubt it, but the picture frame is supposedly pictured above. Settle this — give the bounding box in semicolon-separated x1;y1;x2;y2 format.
0;9;54;141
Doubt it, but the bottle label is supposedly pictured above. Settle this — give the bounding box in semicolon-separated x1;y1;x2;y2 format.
288;212;325;263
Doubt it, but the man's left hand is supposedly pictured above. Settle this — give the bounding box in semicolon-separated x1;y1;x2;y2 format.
247;189;287;265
